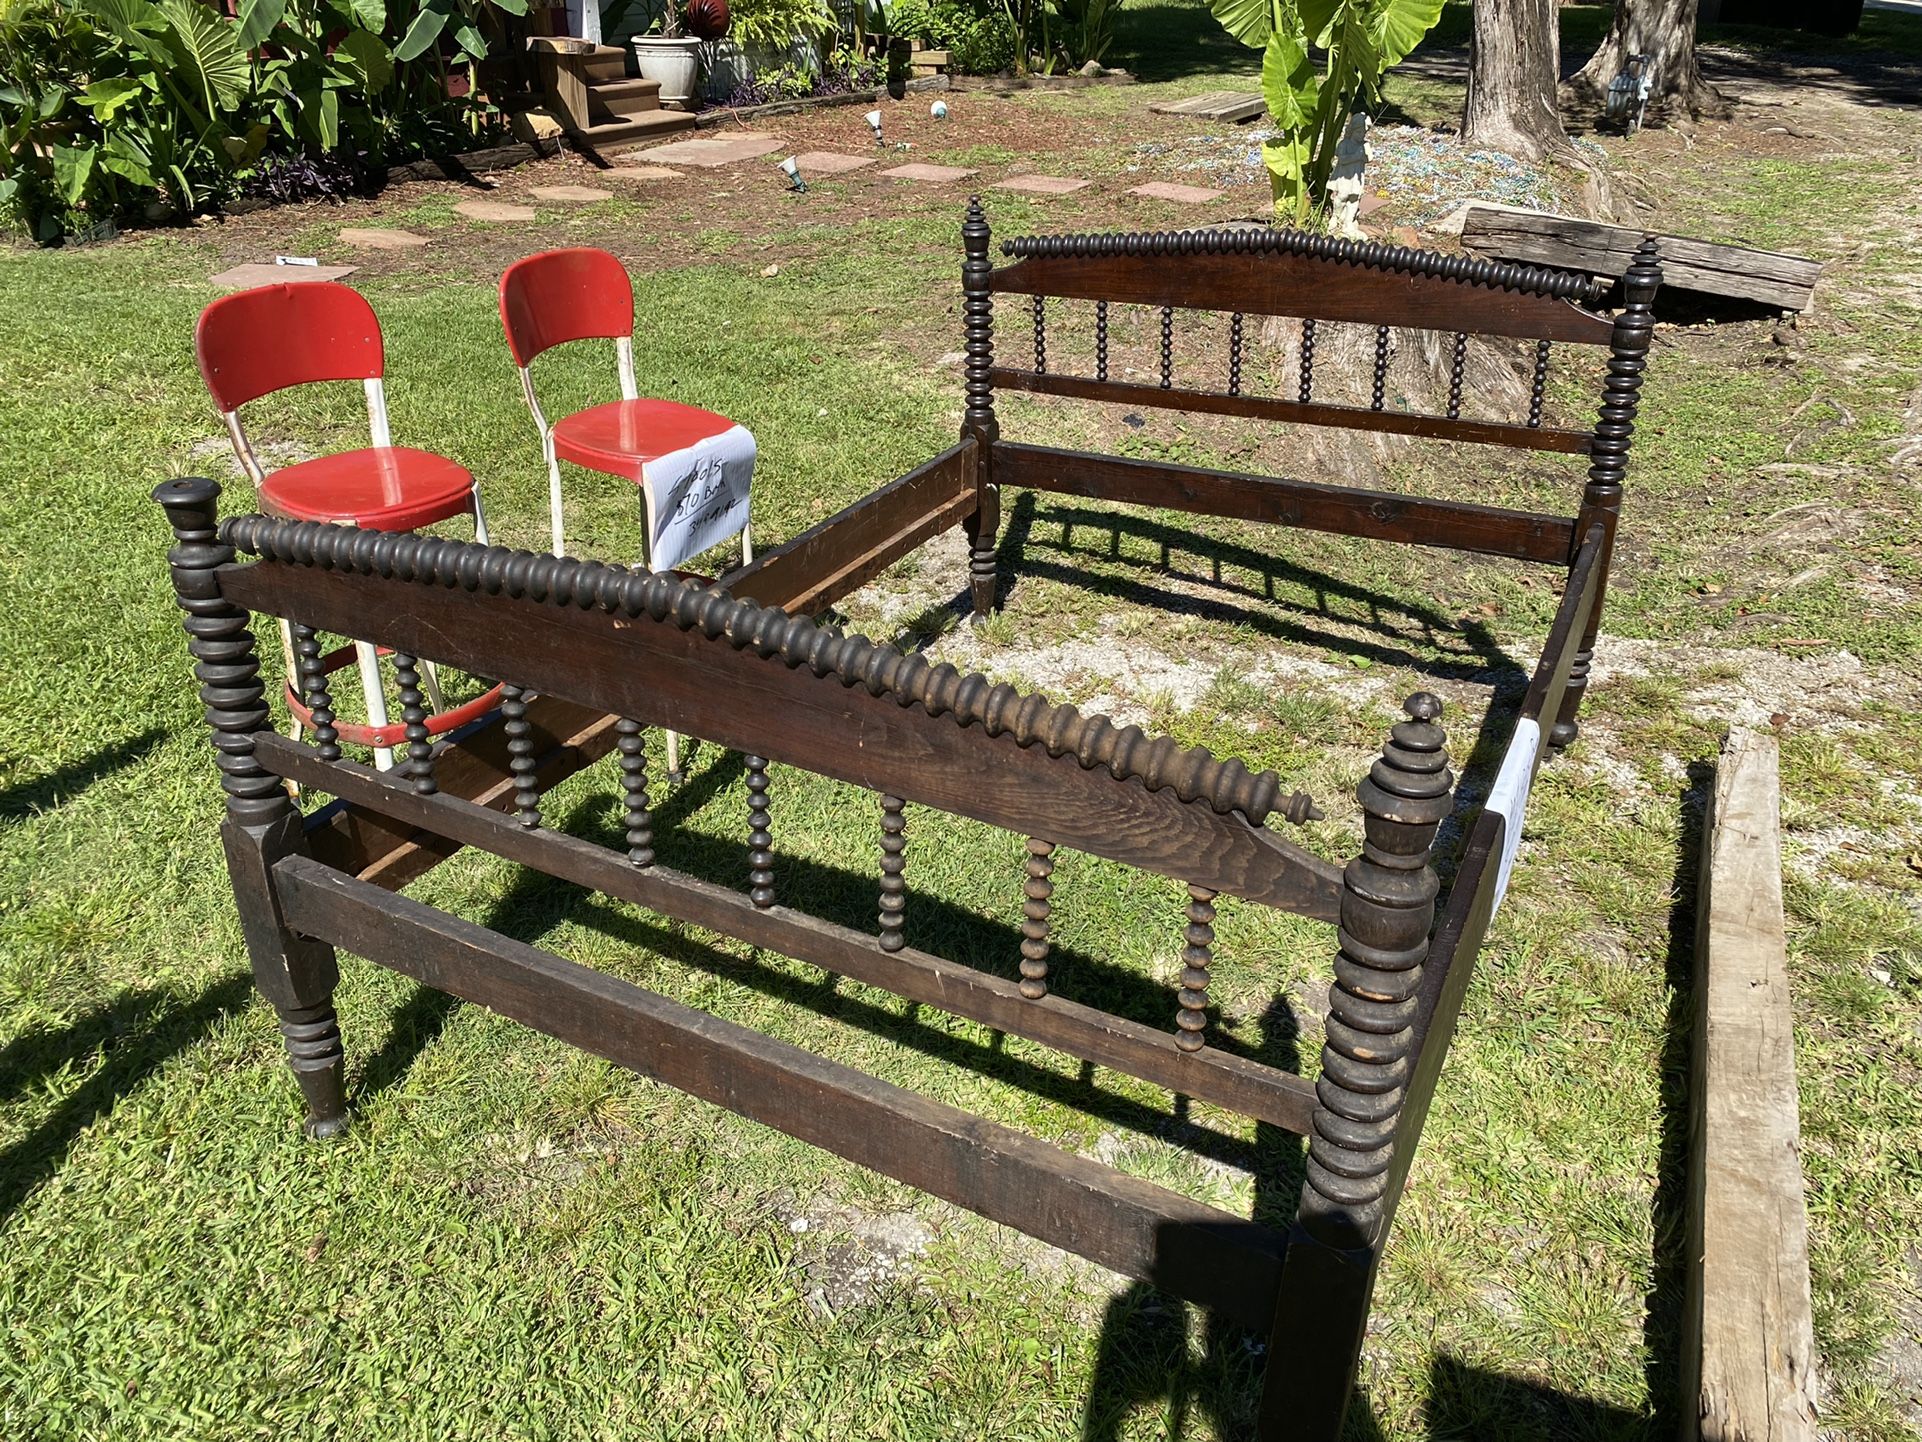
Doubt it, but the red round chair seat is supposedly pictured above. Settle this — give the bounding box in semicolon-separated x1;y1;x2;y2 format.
552;398;739;485
260;446;476;531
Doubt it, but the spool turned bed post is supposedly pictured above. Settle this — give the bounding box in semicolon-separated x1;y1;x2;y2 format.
1555;238;1661;750
1261;694;1452;1436
154;477;349;1140
960;197;1001;619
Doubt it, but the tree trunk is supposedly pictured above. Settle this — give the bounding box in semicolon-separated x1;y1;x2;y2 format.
1463;0;1567;163
1568;0;1723;120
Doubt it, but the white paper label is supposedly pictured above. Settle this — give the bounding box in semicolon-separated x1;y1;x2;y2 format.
642;423;755;575
1484;717;1542;917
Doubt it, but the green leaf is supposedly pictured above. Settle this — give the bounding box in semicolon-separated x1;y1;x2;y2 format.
102;131;157;185
157;0;251;111
335;25;393;87
1297;0;1339;47
1259;25;1317;129
51;140;98;204
1364;0;1443;68
451;19;484;58
1206;0;1271;49
82;0;167;55
349;0;385;27
38;83;70;119
237;0;285;46
391;3;446;61
78;76;143;117
490;0;528;14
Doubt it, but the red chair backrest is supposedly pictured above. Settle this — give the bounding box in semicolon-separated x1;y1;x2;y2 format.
195;282;384;412
499;248;634;368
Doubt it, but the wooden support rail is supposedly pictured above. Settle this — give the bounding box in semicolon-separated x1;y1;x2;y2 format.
995;442;1580;566
274;852;1293;1331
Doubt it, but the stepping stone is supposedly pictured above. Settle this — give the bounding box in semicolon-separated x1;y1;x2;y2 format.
992;174;1090;195
786;150;876;175
338;227;429;250
530;184;612;203
607;165;682;181
1127;181;1223;204
455;199;538;222
879;163;977;182
640;132;784;167
211;262;357;288
1358;193;1390;217
1149;91;1265;123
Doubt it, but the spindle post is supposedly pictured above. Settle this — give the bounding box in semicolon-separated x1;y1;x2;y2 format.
1159;305;1174;389
1299;317;1317;403
1555;239;1660;749
1095;300;1109;381
746;754;774;907
1528;338;1550;428
1371;325;1390;411
1446;331;1467;420
291;621;340;762
878;793;906;951
1032;293;1046;375
616;716;654;866
153;477;347;1140
1174;884;1216;1052
392;652;436;796
1018;837;1055;999
501;683;541;827
1227;311;1244;397
960;198;1001;619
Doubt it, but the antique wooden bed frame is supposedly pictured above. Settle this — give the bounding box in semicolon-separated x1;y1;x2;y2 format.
156;202;1660;1437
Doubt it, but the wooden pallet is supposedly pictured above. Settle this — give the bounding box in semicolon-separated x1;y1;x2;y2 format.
1460;206;1821;312
1149;90;1266;123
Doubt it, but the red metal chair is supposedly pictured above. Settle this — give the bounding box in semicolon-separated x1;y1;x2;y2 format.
499;247;753;565
195;282;499;769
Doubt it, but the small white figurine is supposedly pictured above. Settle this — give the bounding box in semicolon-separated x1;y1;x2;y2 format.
1326;110;1370;241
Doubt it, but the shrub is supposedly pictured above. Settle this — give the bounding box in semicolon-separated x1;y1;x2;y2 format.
887;0;1014;73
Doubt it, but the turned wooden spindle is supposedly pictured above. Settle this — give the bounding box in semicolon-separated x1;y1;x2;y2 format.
1446;331;1467;420
1032;293;1047;375
1019;837;1055;1000
616;717;654;866
1095;299;1109;381
1299;693;1453;1246
500;683;540;827
1175;884;1216;1052
1159;305;1174;389
878;793;906;951
746;754;774;908
1528;337;1551;428
1370;325;1390;412
291;621;340;761
1227;311;1245;397
1299;316;1317;403
392;652;436;796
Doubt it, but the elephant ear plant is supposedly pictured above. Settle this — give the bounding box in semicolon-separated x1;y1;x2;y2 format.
1207;0;1442;225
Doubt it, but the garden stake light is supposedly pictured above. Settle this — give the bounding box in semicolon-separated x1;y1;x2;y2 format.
779;156;807;192
865;108;884;145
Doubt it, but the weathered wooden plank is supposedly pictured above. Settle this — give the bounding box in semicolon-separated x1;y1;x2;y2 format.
275;854;1291;1330
995;441;1581;565
1149;90;1266;122
1680;729;1820;1442
262;734;1321;1131
989;368;1594;456
1459;207;1820;312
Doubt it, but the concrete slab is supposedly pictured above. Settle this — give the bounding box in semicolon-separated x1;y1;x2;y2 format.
992;175;1091;195
641;132;784;167
1126;181;1223;204
455;199;539;222
879;163;977;182
211;262;357;288
338;228;430;250
786;150;877;176
529;184;613;202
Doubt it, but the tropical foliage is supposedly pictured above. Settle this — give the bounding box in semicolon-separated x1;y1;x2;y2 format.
0;0;516;241
1206;0;1443;223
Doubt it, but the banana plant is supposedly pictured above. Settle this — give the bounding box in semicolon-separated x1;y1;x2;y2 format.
1208;0;1442;225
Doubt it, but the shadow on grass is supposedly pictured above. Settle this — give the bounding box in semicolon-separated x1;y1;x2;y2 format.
0;974;255;1226
1107;0;1257;84
0;727;166;822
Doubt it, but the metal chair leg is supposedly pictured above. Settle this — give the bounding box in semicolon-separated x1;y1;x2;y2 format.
355;641;395;771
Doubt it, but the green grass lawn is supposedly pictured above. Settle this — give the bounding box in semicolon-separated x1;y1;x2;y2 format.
3;4;1921;1438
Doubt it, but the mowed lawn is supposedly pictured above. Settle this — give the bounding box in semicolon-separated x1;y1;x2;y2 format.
3;6;1921;1438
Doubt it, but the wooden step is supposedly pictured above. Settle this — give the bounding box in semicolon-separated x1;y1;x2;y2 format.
571;108;697;161
583;45;630;83
587;76;663;121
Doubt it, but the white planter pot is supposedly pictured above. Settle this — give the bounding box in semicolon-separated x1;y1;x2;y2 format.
633;37;702;109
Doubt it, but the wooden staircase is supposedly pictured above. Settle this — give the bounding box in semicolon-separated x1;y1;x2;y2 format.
531;41;695;161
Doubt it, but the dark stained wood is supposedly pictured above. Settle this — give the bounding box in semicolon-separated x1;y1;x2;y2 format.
259;735;1321;1132
995;442;1579;566
274;853;1292;1330
989;369;1593;456
226;562;1344;922
1460;207;1819;313
722;441;976;614
988;250;1616;344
